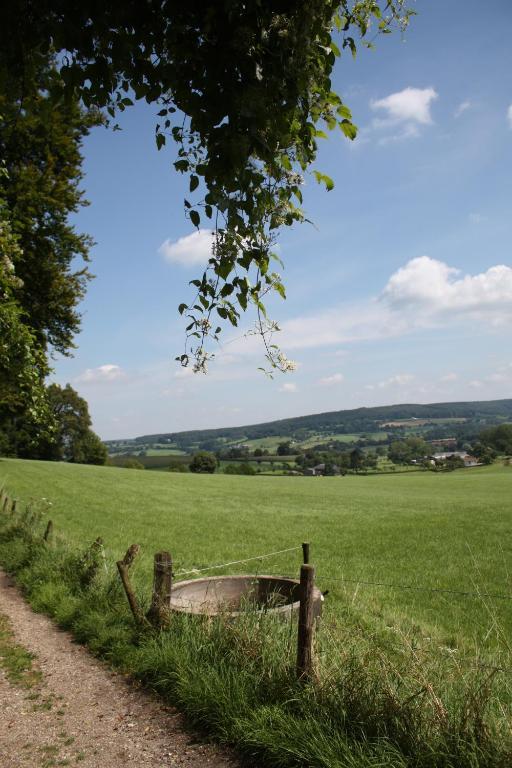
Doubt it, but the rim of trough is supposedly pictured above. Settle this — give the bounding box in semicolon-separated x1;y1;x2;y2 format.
170;574;324;616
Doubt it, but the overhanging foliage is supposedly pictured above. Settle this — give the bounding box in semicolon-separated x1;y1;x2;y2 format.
1;1;414;371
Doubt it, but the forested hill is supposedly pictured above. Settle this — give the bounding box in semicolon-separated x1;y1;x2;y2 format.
123;399;512;450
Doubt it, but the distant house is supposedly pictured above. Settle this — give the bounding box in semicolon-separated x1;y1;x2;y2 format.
430;451;480;467
303;463;341;477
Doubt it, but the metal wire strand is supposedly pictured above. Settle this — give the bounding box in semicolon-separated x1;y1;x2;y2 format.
174;545;302;577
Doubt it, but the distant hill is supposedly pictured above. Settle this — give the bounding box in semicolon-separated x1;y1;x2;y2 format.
106;399;512;453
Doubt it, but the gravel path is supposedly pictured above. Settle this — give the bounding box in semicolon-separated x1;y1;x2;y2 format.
0;570;240;768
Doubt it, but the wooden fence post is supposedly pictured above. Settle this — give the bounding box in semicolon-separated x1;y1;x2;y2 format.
116;544;147;627
296;563;315;680
43;520;53;542
147;551;172;629
302;541;310;564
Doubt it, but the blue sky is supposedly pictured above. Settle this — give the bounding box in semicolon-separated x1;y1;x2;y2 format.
53;0;512;439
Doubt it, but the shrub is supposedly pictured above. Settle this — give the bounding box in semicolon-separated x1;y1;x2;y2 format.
168;461;188;473
223;463;256;475
123;458;145;470
189;451;217;473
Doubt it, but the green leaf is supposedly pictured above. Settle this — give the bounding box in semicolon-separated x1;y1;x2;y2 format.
156;133;166;150
337;104;352;120
340;120;357;140
313;170;334;191
178;303;188;315
274;282;286;299
190;210;200;228
189;175;199;192
174;159;189;173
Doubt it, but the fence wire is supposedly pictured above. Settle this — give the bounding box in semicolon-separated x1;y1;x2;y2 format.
174;545;302;577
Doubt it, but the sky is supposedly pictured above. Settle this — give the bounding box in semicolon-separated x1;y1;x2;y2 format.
52;0;512;440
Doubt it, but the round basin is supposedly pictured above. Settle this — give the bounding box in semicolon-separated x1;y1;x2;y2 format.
169;575;323;618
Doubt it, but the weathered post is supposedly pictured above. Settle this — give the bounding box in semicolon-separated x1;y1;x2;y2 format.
43;520;53;542
147;551;173;629
116;544;147;626
302;541;310;564
296;563;315;680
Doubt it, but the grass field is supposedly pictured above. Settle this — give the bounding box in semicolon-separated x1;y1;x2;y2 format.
1;458;512;767
1;458;511;651
300;431;388;447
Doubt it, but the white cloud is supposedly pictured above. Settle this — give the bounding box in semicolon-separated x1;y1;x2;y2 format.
486;363;512;384
440;372;458;382
366;373;414;391
318;373;344;387
174;366;194;379
158;229;214;266
279;382;298;393
468;212;486;224
507;104;512;128
487;372;506;383
382;256;512;323
229;257;512;357
454;100;472;118
75;364;125;384
371;87;438;127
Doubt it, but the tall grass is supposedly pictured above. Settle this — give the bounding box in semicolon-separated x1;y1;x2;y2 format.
0;501;511;768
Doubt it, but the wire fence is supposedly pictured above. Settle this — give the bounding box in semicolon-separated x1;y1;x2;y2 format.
314;576;512;602
173;547;512;603
173;545;302;577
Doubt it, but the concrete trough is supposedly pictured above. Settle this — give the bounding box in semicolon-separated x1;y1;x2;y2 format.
169;574;323;618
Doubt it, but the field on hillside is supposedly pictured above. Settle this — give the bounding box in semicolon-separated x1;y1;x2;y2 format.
1;458;511;656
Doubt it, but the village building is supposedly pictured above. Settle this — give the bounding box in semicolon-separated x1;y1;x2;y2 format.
429;451;480;467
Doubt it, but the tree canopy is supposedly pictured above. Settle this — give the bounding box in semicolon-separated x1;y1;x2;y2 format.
0;55;100;356
42;384;107;464
0;54;102;460
479;424;512;455
0;190;52;452
0;1;413;372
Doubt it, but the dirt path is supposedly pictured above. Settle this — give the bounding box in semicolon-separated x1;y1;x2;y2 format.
0;570;240;768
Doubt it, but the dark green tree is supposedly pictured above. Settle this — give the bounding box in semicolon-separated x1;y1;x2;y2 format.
349;448;364;471
277;441;292;456
42;384;107;465
189;451;217;474
479;424;512;455
0;56;100;356
389;436;429;464
223;462;256;475
471;443;496;465
0;188;54;455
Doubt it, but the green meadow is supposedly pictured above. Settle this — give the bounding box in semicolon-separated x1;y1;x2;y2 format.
2;457;512;767
1;458;511;652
